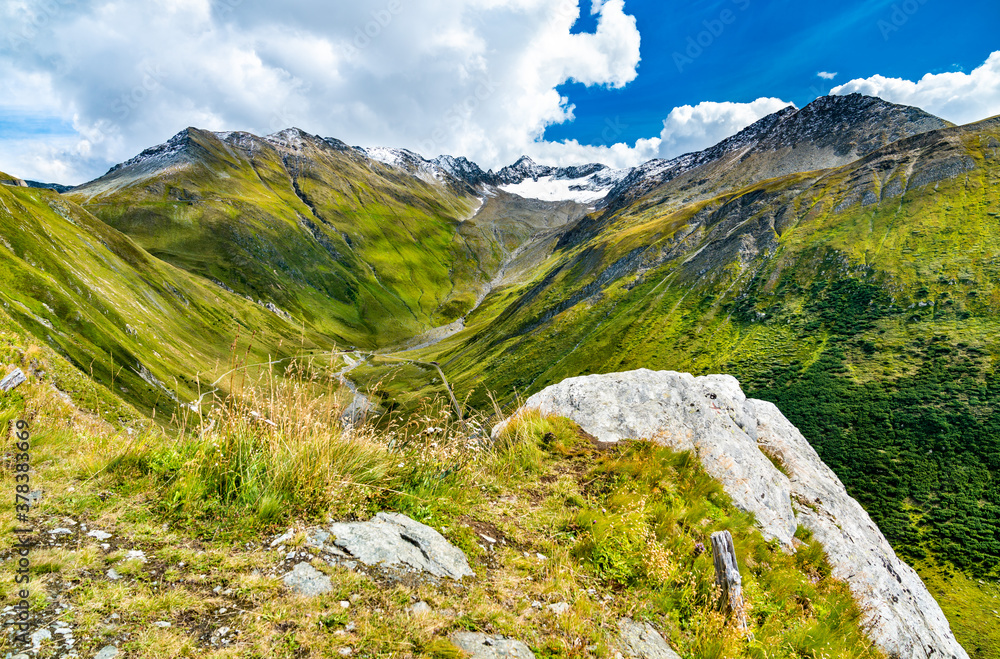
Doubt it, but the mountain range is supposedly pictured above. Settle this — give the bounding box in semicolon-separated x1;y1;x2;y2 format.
2;92;999;655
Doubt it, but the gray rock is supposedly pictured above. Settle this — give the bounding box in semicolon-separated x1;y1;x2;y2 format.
94;645;119;659
616;619;681;659
283;562;333;596
87;530;112;541
26;490;42;507
325;512;474;579
30;628;51;650
306;529;331;547
407;601;432;615
123;549;146;563
499;369;968;659
270;529;295;548
450;632;535;659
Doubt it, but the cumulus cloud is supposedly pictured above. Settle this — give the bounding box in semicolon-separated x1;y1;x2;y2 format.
0;0;791;183
817;71;838;80
830;51;1000;125
655;98;793;158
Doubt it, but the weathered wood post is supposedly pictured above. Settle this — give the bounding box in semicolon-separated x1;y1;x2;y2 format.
1;368;27;392
711;530;748;630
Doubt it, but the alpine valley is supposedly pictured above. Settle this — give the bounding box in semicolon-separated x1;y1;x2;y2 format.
2;93;999;658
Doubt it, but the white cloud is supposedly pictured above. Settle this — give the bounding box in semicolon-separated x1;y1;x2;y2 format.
0;0;792;183
817;71;838;80
655;98;792;158
830;51;1000;125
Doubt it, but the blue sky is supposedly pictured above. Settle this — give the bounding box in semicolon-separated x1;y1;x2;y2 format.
0;0;998;184
548;0;1000;147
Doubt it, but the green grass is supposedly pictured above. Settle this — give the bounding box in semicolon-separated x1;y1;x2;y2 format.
0;362;884;659
69;128;497;348
0;181;332;419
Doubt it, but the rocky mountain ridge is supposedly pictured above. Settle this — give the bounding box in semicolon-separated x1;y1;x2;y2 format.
66;93;949;211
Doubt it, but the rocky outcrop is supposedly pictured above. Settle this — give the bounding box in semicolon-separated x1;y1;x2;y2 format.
615;619;681;659
307;512;474;580
498;369;967;659
450;632;536;659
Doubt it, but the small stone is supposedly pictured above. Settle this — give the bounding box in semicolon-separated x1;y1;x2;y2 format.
153;621;171;628
286;550;297;560
345;621;357;632
213;585;222;593
94;646;119;659
307;529;331;548
31;628;52;650
219;607;227;614
270;529;295;548
87;530;112;541
110;613;120;620
536;553;547;561
49;528;73;535
123;550;146;563
339;600;350;609
547;602;571;615
337;648;353;657
106;568;121;580
283;562;333;596
407;601;432;615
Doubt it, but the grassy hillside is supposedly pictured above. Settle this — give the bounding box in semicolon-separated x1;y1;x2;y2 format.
0;349;883;659
68;129;530;347
0;181;329;418
344;119;1000;655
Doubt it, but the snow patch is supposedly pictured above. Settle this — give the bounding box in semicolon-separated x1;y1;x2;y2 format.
499;168;629;204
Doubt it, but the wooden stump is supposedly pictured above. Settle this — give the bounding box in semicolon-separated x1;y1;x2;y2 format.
1;368;26;392
711;530;748;630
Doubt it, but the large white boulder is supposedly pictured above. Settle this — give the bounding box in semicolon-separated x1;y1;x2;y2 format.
497;369;967;659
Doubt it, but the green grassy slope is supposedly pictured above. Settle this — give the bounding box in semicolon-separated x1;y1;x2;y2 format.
68;129;504;347
0;181;328;418
401;118;1000;655
0;363;884;659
